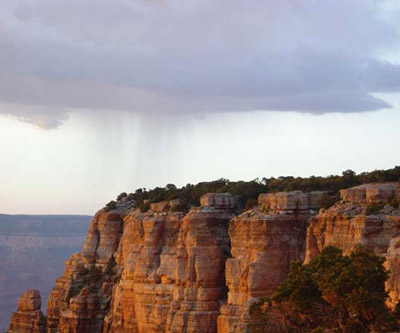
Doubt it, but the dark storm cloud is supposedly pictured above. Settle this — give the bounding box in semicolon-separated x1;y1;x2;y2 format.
0;0;399;128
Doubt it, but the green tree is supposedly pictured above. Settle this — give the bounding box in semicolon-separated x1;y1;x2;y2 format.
249;246;399;332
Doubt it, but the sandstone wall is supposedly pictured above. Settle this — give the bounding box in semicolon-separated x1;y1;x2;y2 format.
41;193;237;333
8;184;400;333
46;211;124;333
7;290;45;333
339;182;399;205
218;191;321;333
305;183;400;308
306;183;400;261
104;193;236;333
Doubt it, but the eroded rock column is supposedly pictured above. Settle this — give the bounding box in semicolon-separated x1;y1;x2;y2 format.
7;289;45;333
218;191;323;333
46;211;124;333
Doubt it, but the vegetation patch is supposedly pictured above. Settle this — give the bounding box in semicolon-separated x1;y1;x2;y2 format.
389;196;399;209
108;166;400;212
249;245;400;333
66;286;81;303
317;192;339;209
104;200;117;212
365;203;385;215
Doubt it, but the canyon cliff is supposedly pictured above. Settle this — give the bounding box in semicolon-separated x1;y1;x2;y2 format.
8;183;400;332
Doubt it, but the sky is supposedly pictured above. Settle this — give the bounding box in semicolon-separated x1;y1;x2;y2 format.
0;0;400;214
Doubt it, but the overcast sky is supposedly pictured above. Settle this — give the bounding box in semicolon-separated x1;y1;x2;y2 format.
1;0;399;214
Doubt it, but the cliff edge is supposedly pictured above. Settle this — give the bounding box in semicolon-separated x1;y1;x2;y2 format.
8;183;400;332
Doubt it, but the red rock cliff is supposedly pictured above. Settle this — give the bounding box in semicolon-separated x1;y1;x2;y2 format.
305;182;400;307
7;290;45;333
217;191;323;332
45;193;237;333
8;184;400;332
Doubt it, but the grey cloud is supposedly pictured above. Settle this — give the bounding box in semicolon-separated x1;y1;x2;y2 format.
0;102;69;128
0;0;399;128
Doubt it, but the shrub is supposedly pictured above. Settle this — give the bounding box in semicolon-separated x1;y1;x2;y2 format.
317;192;338;209
66;286;81;303
88;265;102;284
366;204;384;215
249;245;400;332
104;200;117;212
105;260;117;277
111;166;400;213
117;192;128;200
77;264;89;277
170;199;188;212
389;196;399;209
138;200;150;212
244;198;258;210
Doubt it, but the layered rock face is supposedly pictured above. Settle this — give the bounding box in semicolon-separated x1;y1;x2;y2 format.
7;289;45;333
104;193;236;333
217;191;324;333
339;182;399;205
305;183;400;261
305;183;400;307
41;193;237;333
9;184;400;332
46;211;124;333
385;237;400;307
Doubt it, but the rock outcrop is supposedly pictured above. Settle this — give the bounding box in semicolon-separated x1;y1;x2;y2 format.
218;191;323;333
305;183;400;261
8;184;400;332
46;211;124;333
43;193;238;333
305;183;400;308
385;237;400;307
7;290;45;333
104;192;236;333
339;182;399;205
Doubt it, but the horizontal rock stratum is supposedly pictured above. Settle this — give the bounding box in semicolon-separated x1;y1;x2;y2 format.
8;290;45;333
8;184;400;332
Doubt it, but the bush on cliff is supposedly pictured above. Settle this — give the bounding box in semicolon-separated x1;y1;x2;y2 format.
389;196;399;209
317;192;338;209
118;166;400;212
104;200;117;212
249;246;400;333
117;192;127;200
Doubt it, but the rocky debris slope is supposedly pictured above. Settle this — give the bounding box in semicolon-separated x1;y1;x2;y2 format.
8;184;400;332
7;289;45;333
218;191;324;333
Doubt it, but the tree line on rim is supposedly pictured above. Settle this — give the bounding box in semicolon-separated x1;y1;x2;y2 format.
105;166;400;212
